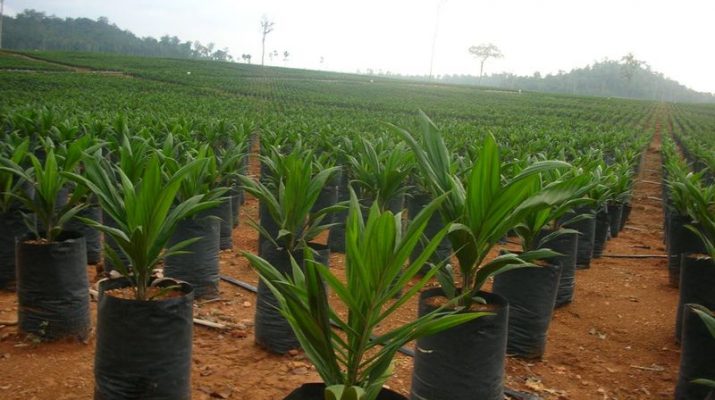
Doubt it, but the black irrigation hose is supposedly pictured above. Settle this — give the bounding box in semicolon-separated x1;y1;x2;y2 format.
220;275;540;400
220;274;257;292
601;254;669;258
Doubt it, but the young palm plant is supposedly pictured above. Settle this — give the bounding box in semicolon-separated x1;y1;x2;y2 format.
348;137;412;213
495;172;592;358
245;190;482;400
239;146;343;354
391;112;570;400
0;140;90;242
682;178;715;258
240;146;342;254
671;175;715;345
66;150;221;399
162;143;229;299
664;165;712;288
513;173;593;252
0;136;94;340
392;111;570;304
67;151;221;300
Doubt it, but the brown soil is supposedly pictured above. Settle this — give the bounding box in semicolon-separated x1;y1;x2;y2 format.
0;111;682;400
423;293;502;313
103;285;184;301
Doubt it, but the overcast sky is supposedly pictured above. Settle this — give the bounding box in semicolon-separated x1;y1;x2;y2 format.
5;0;715;93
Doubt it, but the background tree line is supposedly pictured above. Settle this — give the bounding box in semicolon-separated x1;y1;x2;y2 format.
2;9;233;62
439;58;714;103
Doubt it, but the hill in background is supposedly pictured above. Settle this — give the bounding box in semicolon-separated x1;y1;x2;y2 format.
2;9;713;104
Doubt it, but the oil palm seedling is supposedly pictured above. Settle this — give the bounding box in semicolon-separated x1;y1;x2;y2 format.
665;164;711;288
98;133;153;273
348;137;412;213
67;150;221;399
206;125;248;249
494;172;591;358
239;146;343;354
1;140;89;242
0;137;94;340
245;190;482;400
68;150;220;300
393;112;570;305
671;174;715;344
392;111;570;400
559;155;609;268
163;143;229;299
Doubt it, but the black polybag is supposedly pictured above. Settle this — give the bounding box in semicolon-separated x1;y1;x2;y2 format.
667;214;706;288
675;256;715;343
0;208;33;288
64;205;103;265
230;186;242;228
164;211;220;299
606;202;622;239
94;277;193;400
592;209;609;258
492;262;561;358
254;243;330;354
16;231;90;340
541;231;578;307
214;198;233;250
257;199;280;257
410;288;508;400
563;206;595;269
675;304;715;400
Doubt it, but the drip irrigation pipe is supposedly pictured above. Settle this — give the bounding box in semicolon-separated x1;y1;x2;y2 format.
220;275;257;292
220;274;540;400
601;254;669;259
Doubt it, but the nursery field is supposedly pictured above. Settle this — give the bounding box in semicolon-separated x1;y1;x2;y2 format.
0;50;713;400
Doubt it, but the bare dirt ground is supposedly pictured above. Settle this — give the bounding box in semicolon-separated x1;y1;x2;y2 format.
0;114;681;400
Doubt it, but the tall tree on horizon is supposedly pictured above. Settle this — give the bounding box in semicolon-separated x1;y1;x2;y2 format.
468;43;503;83
620;52;644;81
260;16;274;67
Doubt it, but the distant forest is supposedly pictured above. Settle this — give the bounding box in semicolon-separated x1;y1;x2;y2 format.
3;9;713;103
1;9;233;61
438;60;715;104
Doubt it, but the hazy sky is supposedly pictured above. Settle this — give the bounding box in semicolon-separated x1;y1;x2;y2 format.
5;0;715;93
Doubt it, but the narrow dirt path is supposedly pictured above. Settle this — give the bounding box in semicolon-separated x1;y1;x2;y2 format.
504;107;680;399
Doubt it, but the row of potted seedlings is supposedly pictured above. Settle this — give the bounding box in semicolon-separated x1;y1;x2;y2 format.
662;134;715;400
0;108;650;400
244;112;647;400
0;114;251;399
